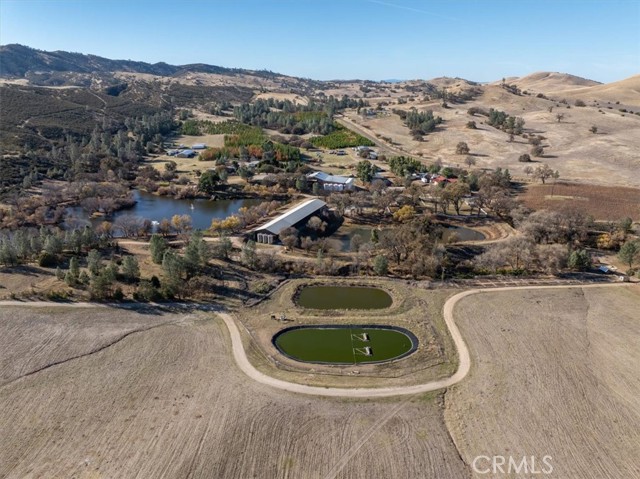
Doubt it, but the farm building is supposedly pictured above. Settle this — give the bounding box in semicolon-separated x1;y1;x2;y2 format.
431;175;458;185
251;199;327;244
192;143;207;150
176;149;196;158
307;171;355;191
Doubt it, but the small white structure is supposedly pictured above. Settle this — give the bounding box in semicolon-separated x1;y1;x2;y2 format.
176;149;196;158
192;143;207;150
354;347;373;356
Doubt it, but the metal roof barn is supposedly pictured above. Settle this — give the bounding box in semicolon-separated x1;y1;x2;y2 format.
307;171;354;185
253;199;327;236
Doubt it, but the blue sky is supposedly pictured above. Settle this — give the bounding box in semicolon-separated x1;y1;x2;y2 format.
1;0;638;82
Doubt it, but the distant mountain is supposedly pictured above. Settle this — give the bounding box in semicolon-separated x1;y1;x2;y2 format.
0;44;281;81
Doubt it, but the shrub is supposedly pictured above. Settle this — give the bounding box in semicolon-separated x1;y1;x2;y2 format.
38;252;58;267
456;142;470;155
531;145;544;157
46;289;71;301
373;255;389;275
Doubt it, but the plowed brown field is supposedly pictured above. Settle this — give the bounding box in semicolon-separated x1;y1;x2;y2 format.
445;286;640;478
0;306;467;479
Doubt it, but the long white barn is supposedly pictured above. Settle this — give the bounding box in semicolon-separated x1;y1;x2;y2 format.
251;199;327;244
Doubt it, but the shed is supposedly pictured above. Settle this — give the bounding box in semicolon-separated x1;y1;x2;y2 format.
177;149;196;158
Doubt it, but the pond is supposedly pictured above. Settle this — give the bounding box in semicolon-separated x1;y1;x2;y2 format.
65;190;263;232
273;325;417;364
296;286;392;310
330;226;385;252
440;224;485;242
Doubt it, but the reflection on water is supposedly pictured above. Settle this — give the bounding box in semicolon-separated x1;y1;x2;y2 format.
296;286;393;310
65;190;263;232
441;224;485;242
330;226;382;252
330;223;484;252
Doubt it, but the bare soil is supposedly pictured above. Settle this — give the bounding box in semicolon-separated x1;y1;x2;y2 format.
0;305;468;479
444;286;640;478
519;182;640;221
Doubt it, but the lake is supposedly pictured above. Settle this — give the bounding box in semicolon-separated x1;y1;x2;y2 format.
65;190;263;232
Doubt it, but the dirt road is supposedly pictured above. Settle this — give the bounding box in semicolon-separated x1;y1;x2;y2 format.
0;282;631;399
220;283;631;398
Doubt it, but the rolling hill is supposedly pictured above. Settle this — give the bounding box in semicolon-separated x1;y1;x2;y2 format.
505;71;601;92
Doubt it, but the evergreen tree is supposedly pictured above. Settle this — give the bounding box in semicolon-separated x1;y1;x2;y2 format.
122;255;140;281
149;234;167;264
69;256;80;279
356;160;375;183
162;250;184;297
241;240;257;268
568;249;592;271
87;249;102;275
618;240;640;270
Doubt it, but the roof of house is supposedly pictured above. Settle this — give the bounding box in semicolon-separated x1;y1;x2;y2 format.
307;171;354;184
432;175;458;184
253;199;327;235
178;149;196;156
192;143;207;149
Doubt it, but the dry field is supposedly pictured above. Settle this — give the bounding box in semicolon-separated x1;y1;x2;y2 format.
541;75;640;108
519;182;640;221
0;305;467;479
505;71;602;93
445;286;640;478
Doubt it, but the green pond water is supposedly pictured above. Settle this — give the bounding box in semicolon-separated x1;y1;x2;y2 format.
296;286;392;310
274;327;415;364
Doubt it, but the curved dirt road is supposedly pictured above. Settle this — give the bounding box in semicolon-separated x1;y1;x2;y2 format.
217;282;631;398
1;283;630;398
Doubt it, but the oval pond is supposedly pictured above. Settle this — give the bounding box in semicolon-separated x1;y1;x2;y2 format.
274;326;417;364
296;286;392;310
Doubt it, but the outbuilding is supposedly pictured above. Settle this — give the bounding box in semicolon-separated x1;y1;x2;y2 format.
251;199;327;244
176;149;196;158
307;171;355;191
